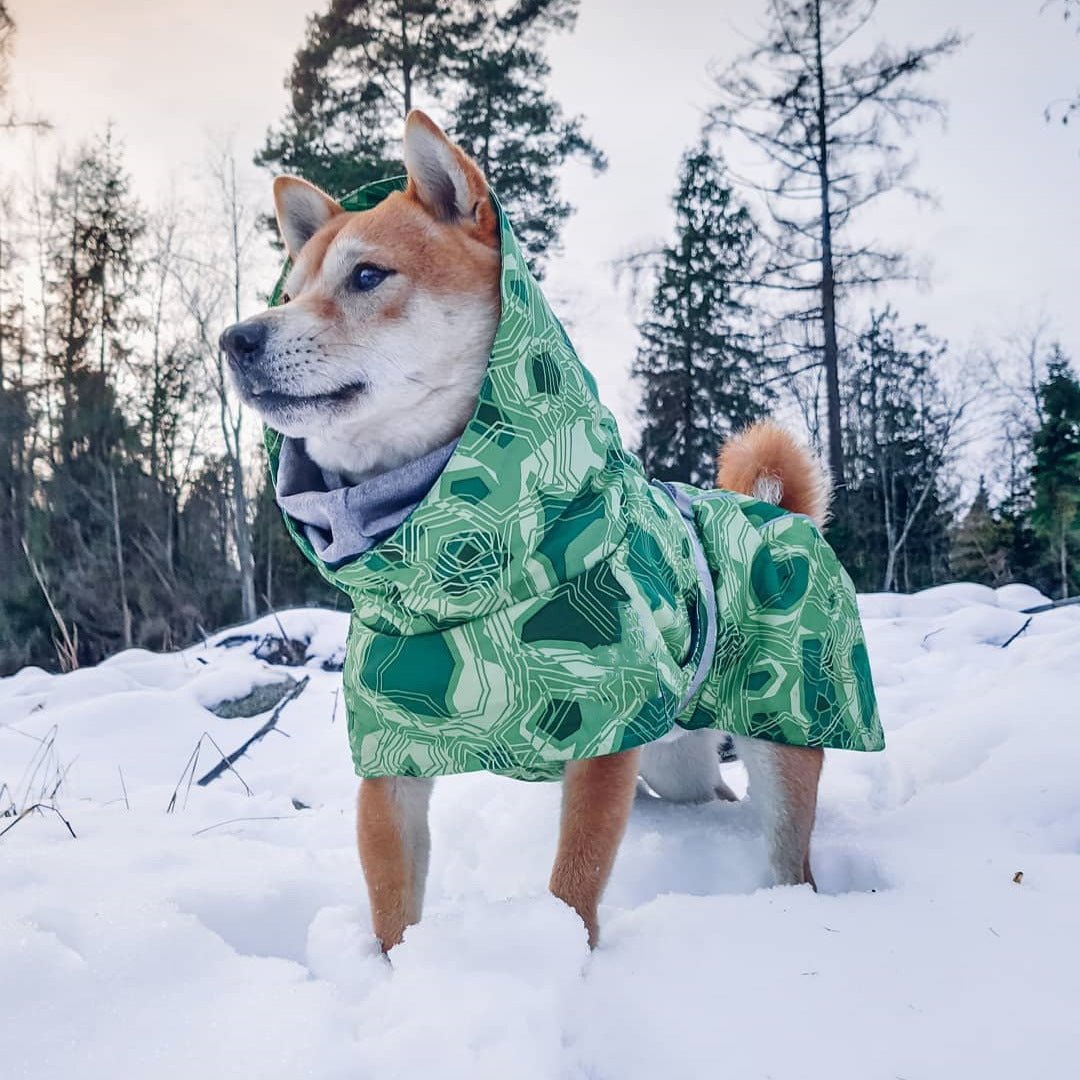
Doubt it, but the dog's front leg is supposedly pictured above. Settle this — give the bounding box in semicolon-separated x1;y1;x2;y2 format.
357;775;434;951
549;747;641;948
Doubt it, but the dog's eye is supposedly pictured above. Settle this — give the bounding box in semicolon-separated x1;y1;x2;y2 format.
349;263;392;293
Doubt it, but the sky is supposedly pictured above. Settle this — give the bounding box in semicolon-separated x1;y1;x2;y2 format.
5;0;1079;439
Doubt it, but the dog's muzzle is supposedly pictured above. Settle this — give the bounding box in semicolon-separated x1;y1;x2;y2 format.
219;319;268;369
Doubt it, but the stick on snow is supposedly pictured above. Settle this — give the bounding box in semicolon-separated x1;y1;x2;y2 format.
195;676;310;788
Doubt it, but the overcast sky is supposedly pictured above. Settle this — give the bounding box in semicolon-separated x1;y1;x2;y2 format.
6;0;1079;435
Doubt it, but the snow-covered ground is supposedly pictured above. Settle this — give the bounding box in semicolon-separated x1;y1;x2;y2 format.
2;583;1078;1079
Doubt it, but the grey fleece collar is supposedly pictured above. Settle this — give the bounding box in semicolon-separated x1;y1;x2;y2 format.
274;436;458;568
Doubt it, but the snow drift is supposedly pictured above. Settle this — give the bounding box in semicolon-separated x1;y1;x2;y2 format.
1;585;1078;1079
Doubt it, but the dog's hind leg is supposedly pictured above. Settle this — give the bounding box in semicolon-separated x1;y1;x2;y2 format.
549;747;641;947
734;736;823;888
639;729;738;802
357;776;434;951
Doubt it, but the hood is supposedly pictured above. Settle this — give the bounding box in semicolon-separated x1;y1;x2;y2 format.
266;178;646;639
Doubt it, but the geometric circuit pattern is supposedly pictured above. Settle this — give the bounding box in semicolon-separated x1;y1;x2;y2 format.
265;178;884;782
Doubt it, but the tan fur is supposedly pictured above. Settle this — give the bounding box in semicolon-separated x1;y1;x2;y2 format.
775;744;823;888
224;112;502;483
716;420;830;527
716;422;830;889
357;778;416;950
283;189;499;306
548;748;642;947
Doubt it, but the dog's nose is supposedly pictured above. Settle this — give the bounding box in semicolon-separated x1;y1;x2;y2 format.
219;320;267;366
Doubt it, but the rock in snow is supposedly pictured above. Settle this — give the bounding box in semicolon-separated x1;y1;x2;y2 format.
1;584;1078;1080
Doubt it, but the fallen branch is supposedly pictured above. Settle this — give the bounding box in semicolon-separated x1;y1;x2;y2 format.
1020;596;1080;614
1000;618;1033;649
196;676;310;788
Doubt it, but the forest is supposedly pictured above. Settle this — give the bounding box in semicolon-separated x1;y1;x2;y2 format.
1;0;1078;674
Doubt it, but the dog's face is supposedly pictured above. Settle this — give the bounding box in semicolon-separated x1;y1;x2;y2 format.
220;111;501;481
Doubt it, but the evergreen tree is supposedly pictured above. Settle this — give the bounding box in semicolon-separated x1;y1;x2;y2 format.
1031;349;1080;598
447;1;605;268
633;138;766;487
949;478;1012;585
44;131;146;463
257;0;603;270
255;0;417;198
831;308;957;592
710;0;961;490
33;136;147;658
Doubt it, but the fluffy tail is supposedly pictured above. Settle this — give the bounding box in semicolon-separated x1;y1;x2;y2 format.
715;421;831;528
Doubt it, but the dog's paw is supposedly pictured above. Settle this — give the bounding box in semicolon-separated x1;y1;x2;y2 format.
714;778;739;802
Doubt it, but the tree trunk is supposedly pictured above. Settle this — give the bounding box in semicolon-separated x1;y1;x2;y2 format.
1062;525;1070;600
226;410;256;623
812;0;845;490
222;155;258;624
401;8;413;114
110;467;133;651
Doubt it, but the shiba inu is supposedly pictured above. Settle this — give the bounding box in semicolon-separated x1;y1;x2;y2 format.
220;111;881;951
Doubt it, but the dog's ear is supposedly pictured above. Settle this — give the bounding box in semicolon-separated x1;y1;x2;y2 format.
403;110;497;246
273;177;343;261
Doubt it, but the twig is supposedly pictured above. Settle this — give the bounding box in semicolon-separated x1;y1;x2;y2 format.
0;802;77;841
166;732;253;812
166;741;202;813
1000;618;1032;649
46;756;77;801
118;767;130;810
15;724;58;809
196;676;310;787
192;815;290;836
21;539;79;671
268;607;291;645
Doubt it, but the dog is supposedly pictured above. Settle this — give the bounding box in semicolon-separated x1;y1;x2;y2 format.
220;111;846;952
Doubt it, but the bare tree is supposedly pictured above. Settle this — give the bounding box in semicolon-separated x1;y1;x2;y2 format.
985;322;1056;507
710;0;962;489
175;144;260;623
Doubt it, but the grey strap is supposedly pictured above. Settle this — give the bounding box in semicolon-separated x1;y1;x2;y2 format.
652;481;718;718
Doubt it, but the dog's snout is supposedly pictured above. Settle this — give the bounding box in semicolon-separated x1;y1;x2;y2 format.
219;320;268;366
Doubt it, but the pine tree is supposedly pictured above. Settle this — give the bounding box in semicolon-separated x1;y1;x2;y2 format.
832;308;958;592
950;478;1011;585
257;0;602;269
447;1;605;270
1031;349;1080;598
710;0;961;491
44;130;145;463
633;138;766;487
255;0;419;198
33;135;147;658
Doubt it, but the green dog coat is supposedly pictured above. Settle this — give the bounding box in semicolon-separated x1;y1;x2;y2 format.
266;178;884;782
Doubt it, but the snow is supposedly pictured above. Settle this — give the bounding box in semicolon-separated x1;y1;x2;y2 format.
2;585;1078;1079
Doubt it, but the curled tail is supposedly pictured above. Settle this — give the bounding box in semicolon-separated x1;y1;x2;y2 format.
716;421;831;528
